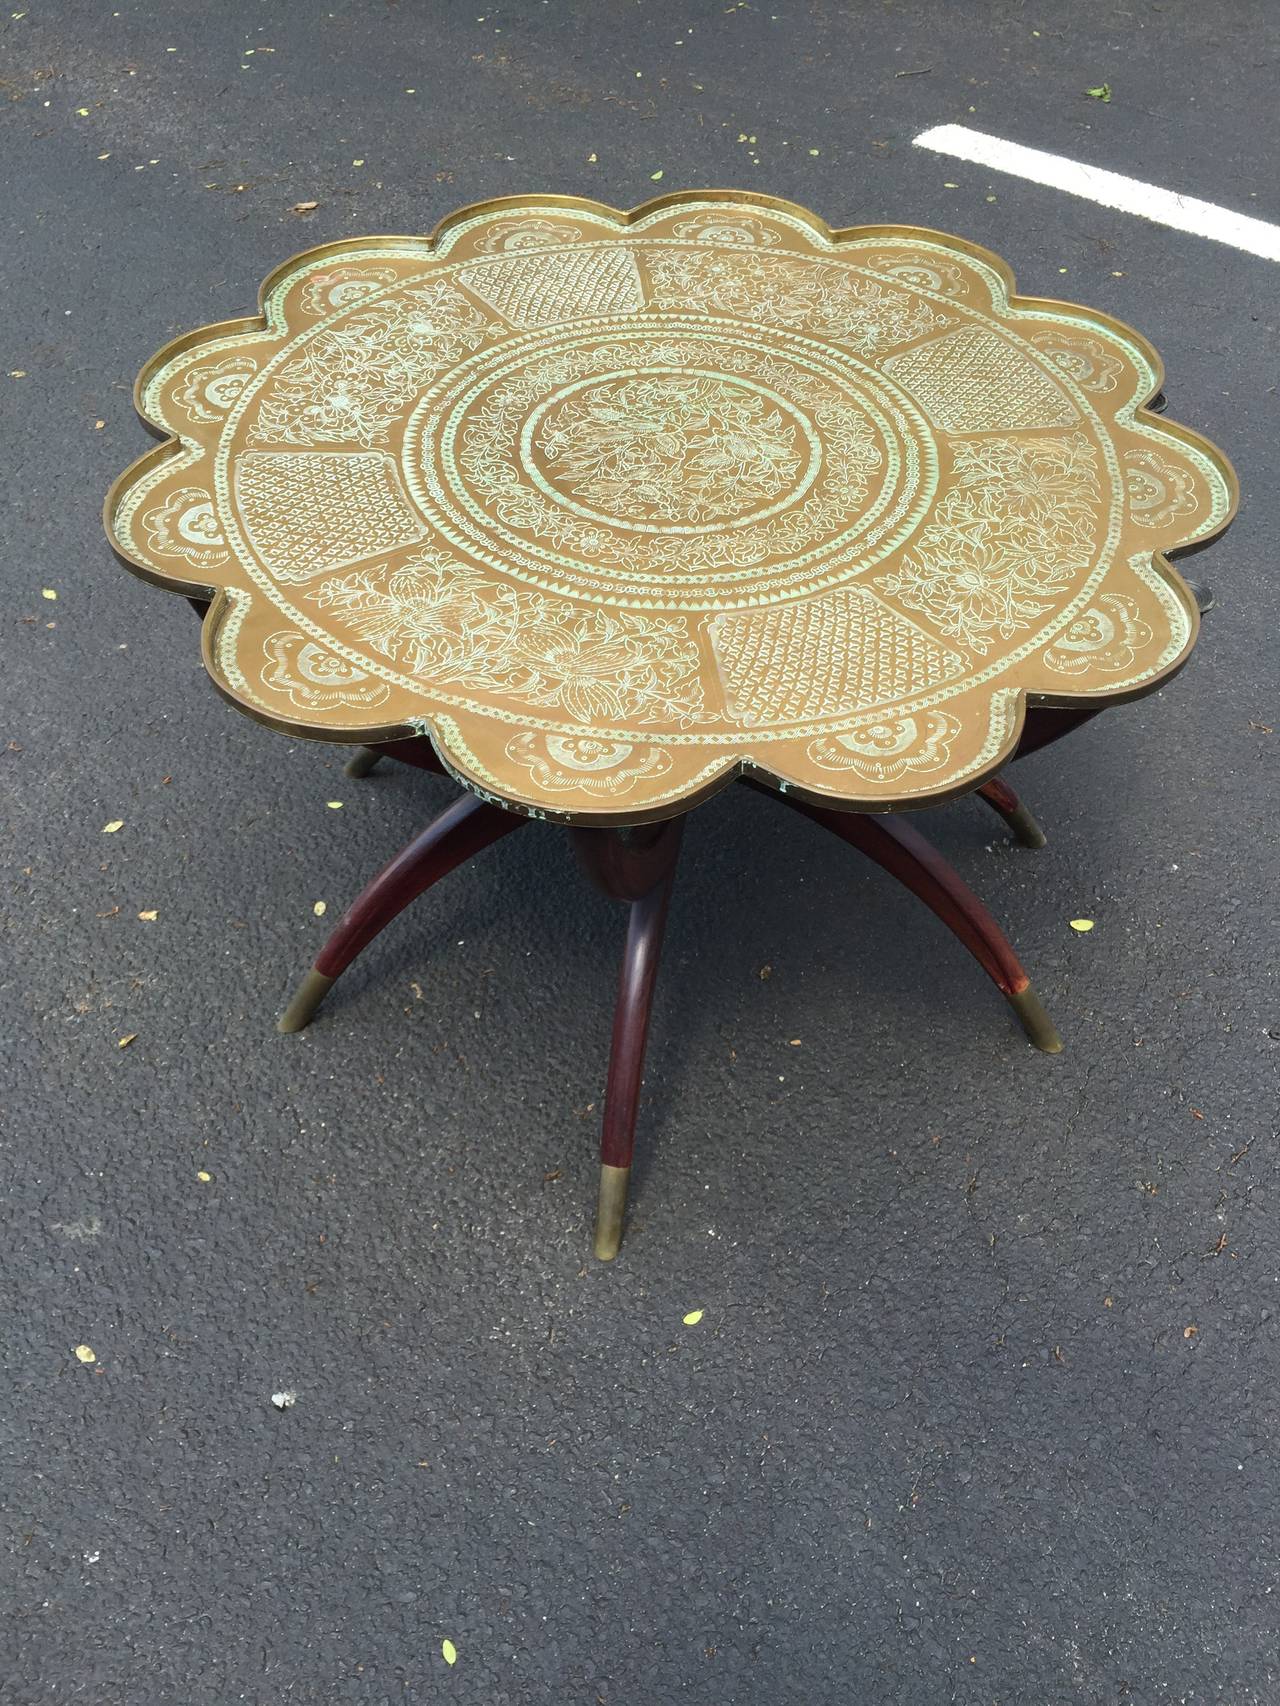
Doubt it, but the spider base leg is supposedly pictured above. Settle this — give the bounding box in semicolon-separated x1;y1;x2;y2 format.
750;781;1062;1053
572;819;685;1259
278;792;525;1033
344;746;383;779
977;776;1048;849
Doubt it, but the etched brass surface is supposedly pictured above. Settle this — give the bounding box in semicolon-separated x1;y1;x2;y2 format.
107;192;1236;823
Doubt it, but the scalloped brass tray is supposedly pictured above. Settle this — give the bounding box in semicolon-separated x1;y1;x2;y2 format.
107;191;1235;824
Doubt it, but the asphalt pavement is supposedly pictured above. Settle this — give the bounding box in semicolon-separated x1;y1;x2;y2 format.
3;2;1278;1701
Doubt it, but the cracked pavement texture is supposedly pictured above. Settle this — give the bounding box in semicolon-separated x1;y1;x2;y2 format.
2;1;1278;1701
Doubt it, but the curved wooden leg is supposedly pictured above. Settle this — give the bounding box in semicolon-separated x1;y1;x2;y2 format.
1015;705;1100;760
977;776;1047;849
344;737;449;779
344;746;383;778
1184;575;1213;614
758;787;1061;1052
278;793;525;1032
571;820;685;1259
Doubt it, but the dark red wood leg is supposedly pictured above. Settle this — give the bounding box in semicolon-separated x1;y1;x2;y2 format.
343;736;448;779
976;776;1048;849
278;792;525;1032
751;783;1061;1052
1014;705;1100;759
570;819;685;1259
344;746;383;778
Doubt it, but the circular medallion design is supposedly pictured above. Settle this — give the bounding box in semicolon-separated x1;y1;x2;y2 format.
527;370;818;528
404;316;938;608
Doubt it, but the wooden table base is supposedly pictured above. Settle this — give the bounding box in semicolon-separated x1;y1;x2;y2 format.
571;818;684;1259
278;749;1061;1260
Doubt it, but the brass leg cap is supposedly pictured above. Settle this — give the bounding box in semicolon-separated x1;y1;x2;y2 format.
593;1164;631;1261
343;746;382;779
1006;803;1048;851
277;968;336;1034
1008;984;1063;1053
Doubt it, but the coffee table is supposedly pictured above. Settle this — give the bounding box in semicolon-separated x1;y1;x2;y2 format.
106;192;1235;1258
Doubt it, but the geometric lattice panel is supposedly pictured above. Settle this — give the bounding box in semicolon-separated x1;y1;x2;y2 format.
884;328;1078;431
234;451;427;582
710;587;966;724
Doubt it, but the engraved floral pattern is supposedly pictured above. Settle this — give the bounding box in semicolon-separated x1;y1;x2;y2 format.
107;194;1234;822
535;374;804;524
249;283;496;447
876;434;1101;654
142;488;229;568
862;251;969;298
668;212;783;247
644;250;951;355
1029;331;1125;394
261;631;392;710
472;218;584;254
173;357;257;423
298;266;400;317
453;334;887;578
1124;447;1199;529
308;549;704;725
1042;593;1153;676
504;731;673;796
806;710;961;781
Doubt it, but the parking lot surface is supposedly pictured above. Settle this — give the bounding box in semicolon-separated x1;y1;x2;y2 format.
3;3;1278;1700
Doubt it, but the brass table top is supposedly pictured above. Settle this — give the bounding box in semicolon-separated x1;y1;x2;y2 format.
107;192;1235;823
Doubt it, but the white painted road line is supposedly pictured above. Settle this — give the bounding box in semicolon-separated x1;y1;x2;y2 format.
914;123;1280;262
